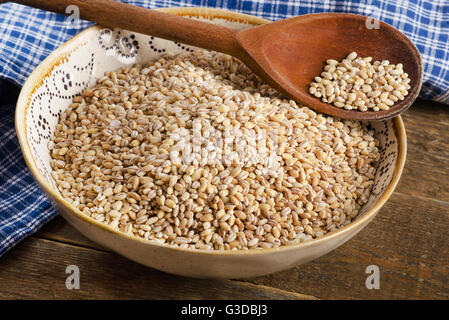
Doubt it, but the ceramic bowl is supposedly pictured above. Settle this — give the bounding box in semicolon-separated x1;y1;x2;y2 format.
15;7;406;279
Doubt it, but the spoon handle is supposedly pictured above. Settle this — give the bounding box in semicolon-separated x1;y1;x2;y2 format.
12;0;241;55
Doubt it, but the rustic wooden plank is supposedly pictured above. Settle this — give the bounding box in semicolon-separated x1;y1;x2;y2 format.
404;99;449;126
402;100;449;164
396;158;449;201
0;237;315;300
244;192;449;299
396;99;449;200
35;216;105;251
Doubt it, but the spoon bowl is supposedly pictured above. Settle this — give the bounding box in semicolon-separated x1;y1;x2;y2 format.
236;13;423;120
14;0;422;120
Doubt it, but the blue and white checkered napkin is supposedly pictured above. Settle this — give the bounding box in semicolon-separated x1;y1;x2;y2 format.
0;0;448;257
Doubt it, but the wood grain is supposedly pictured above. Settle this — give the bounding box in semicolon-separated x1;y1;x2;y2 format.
397;158;449;201
403;101;449;163
396;100;449;201
36;216;105;251
0;238;315;300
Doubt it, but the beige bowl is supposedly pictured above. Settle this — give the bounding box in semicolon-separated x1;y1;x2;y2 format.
15;7;406;279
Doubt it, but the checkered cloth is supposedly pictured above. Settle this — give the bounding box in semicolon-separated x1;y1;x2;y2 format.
0;80;55;257
0;0;448;257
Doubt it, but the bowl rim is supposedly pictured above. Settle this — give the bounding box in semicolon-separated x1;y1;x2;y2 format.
15;6;407;256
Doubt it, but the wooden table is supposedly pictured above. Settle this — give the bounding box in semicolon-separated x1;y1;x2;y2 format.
0;98;448;300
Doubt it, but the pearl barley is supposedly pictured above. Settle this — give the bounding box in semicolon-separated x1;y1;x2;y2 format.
50;49;380;251
310;52;410;112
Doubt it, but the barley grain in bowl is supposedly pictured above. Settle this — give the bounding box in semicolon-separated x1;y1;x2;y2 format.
50;49;380;250
16;7;406;278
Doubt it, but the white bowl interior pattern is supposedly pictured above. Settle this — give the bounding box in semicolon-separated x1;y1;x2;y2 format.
17;13;402;278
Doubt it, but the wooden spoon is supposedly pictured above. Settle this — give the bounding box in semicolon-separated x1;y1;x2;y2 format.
13;0;423;120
